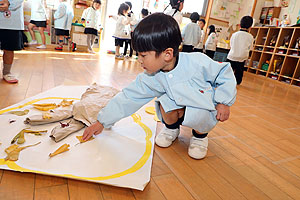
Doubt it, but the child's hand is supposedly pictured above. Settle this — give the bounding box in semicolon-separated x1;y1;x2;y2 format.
216;104;230;122
82;121;104;141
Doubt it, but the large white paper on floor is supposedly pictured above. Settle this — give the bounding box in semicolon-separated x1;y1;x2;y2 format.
0;86;156;190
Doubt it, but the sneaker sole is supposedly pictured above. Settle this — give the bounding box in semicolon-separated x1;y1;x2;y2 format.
155;137;174;148
188;149;207;160
4;79;18;84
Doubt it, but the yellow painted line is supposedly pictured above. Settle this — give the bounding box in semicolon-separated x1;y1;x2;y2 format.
0;97;153;181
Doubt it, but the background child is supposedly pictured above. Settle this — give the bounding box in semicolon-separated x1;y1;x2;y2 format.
205;25;217;59
123;1;137;58
181;12;201;53
227;16;254;85
82;13;236;160
28;0;47;49
54;0;76;51
111;3;130;59
81;0;102;54
194;19;206;52
0;0;24;83
165;0;184;25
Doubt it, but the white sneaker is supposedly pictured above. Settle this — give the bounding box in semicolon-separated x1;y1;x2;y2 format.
3;73;18;83
29;40;38;45
155;126;180;148
115;55;124;60
88;49;95;54
188;137;208;159
36;45;46;49
0;50;3;56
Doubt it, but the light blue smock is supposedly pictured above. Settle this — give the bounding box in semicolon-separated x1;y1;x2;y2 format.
0;0;24;30
98;52;237;133
54;2;73;31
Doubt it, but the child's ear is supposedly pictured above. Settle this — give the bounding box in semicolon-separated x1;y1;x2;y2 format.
163;48;174;62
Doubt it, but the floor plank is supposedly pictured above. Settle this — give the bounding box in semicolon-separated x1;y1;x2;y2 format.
0;171;35;200
68;179;103;200
35;184;69;200
153;174;194;200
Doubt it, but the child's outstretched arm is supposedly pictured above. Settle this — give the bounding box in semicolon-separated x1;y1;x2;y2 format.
83;74;163;141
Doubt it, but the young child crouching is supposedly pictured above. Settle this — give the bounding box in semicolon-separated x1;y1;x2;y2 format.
83;13;237;159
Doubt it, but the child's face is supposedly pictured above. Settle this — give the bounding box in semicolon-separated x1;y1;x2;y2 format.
179;2;184;11
93;3;101;10
137;49;175;74
123;9;129;15
199;21;204;29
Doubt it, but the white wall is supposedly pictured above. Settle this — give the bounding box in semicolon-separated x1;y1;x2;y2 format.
277;0;300;25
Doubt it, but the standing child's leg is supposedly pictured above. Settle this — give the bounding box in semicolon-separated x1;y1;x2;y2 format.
64;36;76;52
235;61;245;85
87;34;95;53
115;45;120;56
129;39;133;57
123;40;129;56
36;27;46;49
55;36;64;51
3;50;18;83
28;23;37;45
155;104;185;148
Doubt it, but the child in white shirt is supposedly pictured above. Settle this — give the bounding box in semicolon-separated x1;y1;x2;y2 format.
165;0;184;26
28;0;47;49
194;19;206;52
205;25;217;59
227;16;254;85
110;3;130;59
181;12;201;53
81;0;102;54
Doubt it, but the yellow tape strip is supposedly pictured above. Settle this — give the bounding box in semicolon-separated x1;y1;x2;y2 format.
0;97;153;181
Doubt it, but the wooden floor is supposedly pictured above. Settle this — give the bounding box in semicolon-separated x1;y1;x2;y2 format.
0;48;300;200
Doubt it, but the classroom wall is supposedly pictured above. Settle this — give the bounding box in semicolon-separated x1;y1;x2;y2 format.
274;0;300;25
252;0;265;25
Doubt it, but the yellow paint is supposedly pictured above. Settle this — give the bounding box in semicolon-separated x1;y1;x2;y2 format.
145;106;156;115
0;97;79;115
0;97;153;181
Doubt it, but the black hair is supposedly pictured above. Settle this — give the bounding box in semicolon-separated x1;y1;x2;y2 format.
125;1;132;9
199;19;206;25
240;16;253;29
118;3;129;15
190;12;200;23
208;25;215;35
141;8;149;17
93;0;101;4
170;0;184;9
132;13;182;57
